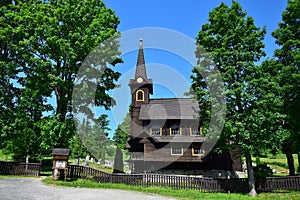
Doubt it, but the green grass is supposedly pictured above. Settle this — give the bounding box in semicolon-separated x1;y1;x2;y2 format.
68;158;114;173
253;154;299;176
260;154;297;168
40;171;52;176
88;163;113;173
42;177;300;200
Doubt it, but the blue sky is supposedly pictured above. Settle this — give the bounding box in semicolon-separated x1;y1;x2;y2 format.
98;0;288;137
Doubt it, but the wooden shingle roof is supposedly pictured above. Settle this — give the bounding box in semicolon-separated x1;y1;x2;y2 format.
52;148;70;156
135;38;147;79
139;98;200;120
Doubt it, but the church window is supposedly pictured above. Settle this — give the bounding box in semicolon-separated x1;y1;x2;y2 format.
136;90;144;101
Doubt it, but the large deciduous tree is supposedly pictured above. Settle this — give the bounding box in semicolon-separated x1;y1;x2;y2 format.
272;0;300;175
0;0;121;161
191;1;284;196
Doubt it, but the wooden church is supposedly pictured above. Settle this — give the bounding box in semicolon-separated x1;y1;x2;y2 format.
126;39;242;175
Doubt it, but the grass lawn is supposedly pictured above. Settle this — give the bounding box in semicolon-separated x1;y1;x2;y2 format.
88;162;113;173
68;158;114;173
260;154;298;172
252;153;299;176
42;177;300;200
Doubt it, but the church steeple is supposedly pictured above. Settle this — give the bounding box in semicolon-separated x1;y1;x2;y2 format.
128;39;153;96
135;39;147;79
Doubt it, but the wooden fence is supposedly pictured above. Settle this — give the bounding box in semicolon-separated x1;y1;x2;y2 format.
67;165;298;193
2;162;298;193
0;161;41;176
256;176;300;192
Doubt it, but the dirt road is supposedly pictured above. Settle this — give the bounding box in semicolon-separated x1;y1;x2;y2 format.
0;178;176;200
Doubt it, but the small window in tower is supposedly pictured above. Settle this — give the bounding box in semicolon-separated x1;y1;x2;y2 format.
136;90;144;101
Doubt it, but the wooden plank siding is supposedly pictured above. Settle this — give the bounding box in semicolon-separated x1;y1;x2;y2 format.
144;142;204;162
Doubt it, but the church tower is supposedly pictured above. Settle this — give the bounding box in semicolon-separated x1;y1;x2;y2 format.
128;39;153;106
128;39;153;138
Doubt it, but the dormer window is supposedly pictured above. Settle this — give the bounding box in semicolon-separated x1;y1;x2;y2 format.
136;90;144;101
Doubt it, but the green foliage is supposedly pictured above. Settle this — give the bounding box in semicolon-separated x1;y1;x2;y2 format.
0;0;121;161
76;114;112;161
101;146;105;164
191;1;286;194
39;115;75;154
113;112;130;150
113;147;124;173
41;157;53;172
253;163;273;179
192;1;284;154
69;134;88;158
271;0;300;175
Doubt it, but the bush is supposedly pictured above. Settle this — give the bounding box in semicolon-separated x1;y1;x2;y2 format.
253;163;273;179
41;158;53;172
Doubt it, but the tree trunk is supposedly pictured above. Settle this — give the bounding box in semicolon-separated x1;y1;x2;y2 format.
26;154;29;171
283;140;295;176
282;139;295;176
286;152;295;175
245;151;257;196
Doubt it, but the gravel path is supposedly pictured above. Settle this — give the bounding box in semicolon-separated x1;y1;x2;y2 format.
0;178;176;200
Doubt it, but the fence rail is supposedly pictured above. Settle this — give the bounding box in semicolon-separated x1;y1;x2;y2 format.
0;161;41;176
66;165;300;193
256;176;300;192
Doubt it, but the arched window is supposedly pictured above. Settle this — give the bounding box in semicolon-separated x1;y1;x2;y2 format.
136;90;144;101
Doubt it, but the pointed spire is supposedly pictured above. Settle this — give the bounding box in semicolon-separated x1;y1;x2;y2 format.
135;38;147;79
128;39;153;95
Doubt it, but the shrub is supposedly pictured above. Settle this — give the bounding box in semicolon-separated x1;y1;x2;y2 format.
253;163;273;179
